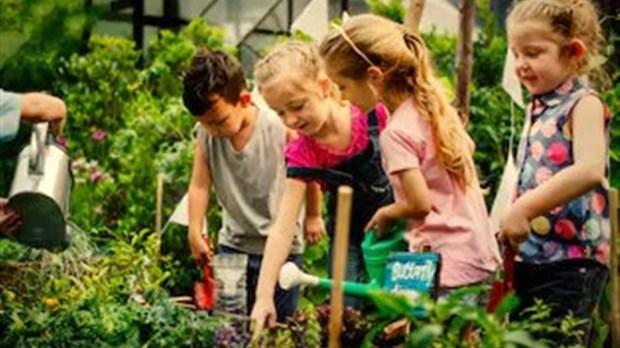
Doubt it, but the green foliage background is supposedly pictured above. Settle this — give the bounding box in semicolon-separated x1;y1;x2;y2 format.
0;0;617;346
1;2;232;345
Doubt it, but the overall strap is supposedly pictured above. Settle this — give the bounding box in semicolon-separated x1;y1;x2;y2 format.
367;108;379;138
287;166;354;188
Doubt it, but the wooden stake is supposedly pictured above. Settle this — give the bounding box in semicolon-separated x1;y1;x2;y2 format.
404;0;425;33
455;0;475;125
155;173;164;259
610;188;619;348
329;186;353;348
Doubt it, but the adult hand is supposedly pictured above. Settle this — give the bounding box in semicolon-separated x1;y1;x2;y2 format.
0;198;21;237
49;116;66;136
250;297;277;338
303;215;325;245
188;233;213;265
45;94;67;136
21;93;67;135
364;206;393;237
498;207;531;251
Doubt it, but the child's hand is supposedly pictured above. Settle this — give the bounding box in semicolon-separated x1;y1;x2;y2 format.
365;207;393;237
188;233;213;265
250;297;277;338
303;215;325;245
498;208;531;250
407;234;430;252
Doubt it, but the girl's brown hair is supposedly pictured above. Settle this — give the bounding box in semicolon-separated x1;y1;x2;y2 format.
320;14;474;189
507;0;607;86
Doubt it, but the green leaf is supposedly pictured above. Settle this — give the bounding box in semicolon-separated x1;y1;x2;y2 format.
503;330;548;348
407;324;443;348
494;293;520;317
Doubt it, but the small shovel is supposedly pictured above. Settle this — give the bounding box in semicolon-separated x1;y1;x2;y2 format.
194;236;216;310
194;264;215;310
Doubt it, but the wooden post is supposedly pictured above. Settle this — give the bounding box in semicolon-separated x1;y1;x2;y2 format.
132;0;144;51
328;186;353;348
455;0;476;125
610;188;619;347
155;173;164;259
404;0;426;33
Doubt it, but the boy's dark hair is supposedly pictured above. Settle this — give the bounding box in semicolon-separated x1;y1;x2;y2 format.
182;49;246;116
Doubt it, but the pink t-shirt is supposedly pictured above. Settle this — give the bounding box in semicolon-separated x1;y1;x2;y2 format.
380;99;500;288
286;103;387;171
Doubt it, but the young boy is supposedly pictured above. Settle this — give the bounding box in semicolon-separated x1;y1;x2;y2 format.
182;49;318;321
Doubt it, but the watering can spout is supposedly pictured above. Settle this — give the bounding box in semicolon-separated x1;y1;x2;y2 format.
279;262;319;290
279;262;381;298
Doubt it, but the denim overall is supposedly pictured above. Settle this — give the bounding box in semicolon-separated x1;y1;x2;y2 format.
288;109;394;308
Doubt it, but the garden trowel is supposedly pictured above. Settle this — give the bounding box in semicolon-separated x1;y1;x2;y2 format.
194;235;216;310
194;262;215;310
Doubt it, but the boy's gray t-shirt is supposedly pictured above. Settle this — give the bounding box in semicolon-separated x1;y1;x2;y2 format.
197;107;303;255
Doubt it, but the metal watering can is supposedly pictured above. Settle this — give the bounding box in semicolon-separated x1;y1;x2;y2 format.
6;123;72;251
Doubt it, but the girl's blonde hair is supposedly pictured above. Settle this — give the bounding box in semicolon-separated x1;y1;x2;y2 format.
507;0;607;86
254;41;325;94
320;14;473;189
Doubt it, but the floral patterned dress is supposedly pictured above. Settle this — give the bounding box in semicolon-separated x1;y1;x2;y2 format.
515;77;612;266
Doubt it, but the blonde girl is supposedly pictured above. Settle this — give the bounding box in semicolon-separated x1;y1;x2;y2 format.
250;41;394;331
498;0;611;345
320;14;500;302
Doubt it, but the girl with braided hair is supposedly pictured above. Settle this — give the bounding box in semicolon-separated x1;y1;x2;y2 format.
319;14;500;304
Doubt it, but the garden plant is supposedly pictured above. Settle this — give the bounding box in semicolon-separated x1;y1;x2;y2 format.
0;0;618;347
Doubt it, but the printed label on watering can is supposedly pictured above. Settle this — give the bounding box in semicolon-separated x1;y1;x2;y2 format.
383;252;441;317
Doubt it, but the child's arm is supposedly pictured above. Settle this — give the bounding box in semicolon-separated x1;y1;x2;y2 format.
303;182;325;245
500;96;607;247
365;168;431;235
251;179;307;332
187;141;214;264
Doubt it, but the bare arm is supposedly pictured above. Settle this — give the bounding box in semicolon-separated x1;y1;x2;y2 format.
512;96;606;219
365;168;431;234
251;179;307;332
384;169;431;219
305;182;322;217
188;141;213;263
303;182;325;244
256;178;307;298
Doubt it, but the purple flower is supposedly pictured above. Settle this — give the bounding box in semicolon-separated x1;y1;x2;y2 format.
90;171;105;184
56;136;68;149
92;129;107;142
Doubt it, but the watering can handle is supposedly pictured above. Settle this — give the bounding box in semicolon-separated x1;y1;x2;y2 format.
29;123;49;175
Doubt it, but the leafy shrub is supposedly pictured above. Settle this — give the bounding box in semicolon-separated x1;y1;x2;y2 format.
0;226;224;348
364;287;556;348
0;0;98;92
57;35;141;150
